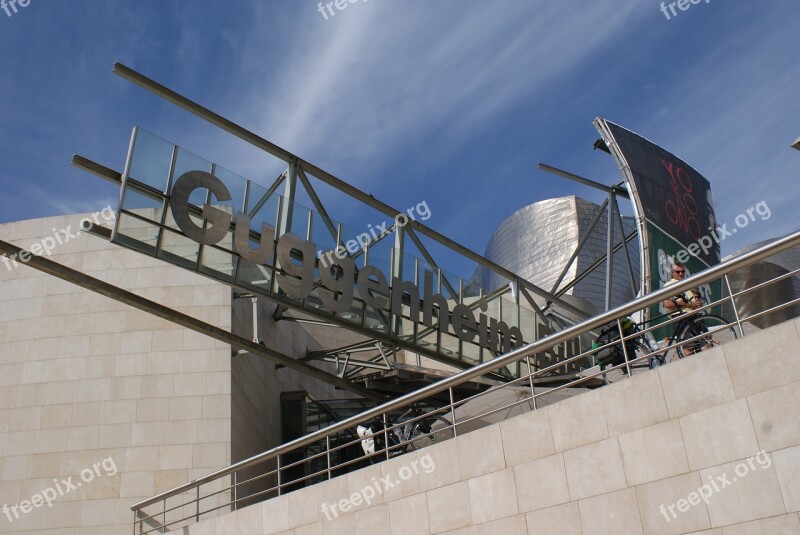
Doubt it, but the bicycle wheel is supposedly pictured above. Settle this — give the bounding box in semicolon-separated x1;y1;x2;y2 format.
676;315;738;359
408;416;454;450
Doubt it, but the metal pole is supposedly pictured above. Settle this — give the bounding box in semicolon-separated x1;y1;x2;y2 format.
724;274;746;338
605;193;615;311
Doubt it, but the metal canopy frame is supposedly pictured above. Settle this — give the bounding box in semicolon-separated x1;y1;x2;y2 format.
537;163;640;312
67;63;609;388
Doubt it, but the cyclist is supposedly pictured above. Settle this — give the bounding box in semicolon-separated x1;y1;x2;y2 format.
662;262;711;353
663;262;705;314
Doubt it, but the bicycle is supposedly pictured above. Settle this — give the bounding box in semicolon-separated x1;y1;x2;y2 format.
593;298;738;383
356;404;454;462
661;297;738;360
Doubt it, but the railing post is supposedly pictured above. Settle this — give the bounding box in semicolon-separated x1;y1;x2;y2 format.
383;413;391;460
448;387;458;437
724;274;746;338
277;456;282;496
326;435;332;480
526;355;537;410
617;318;632;377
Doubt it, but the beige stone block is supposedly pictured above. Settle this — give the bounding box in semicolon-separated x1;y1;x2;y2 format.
0;455;28;480
74;402;105;426
41;404;73;429
563;438;627;501
104;399;138;424
170;396;203;420
351;503;384;535
619;419;689;486
548;388;608;452
215;512;240;535
27;452;62;479
345;463;383;512
288;484;319;528
635;471;711;535
17;382;47;406
700;456;784;527
84;355;119;380
180;351;213;374
724;321;800;397
35;428;68;454
207;372;231;395
134;398;169;422
427;481;472;532
194;443;228;469
0;363;23;387
468;468;518;524
125;446;159;472
165;419;199;445
262;494;290;534
294;523;323;535
132;422;166;447
50;357;87;382
198;419;230;443
120;471;154;498
457;424;505;480
60;450;93;475
658;348;736;419
142;374;174;398
66;426;100;451
418;437;461;492
22;360;51;384
114;354;148;377
499;407;555;467
387;492;429;535
203;395;231;419
90;333;121;356
146;351;181;374
772;445;800;512
680;399;760;471
379;451;421;501
603;370;669;436
80;498;117;526
720;513;800;534
10;406;41;431
152;329;185;352
121;331;153;354
513;453;569;513
159;444;193;470
77;378;111;402
91;308;126;333
46;500;83;529
175;372;208;397
99;424;133;448
85;472;121;499
0;386;16;409
747;381;800;452
154;469;189;494
578;487;643;535
108;376;142;400
526;502;582;535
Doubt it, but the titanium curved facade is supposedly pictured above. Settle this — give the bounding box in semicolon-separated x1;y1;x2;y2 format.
724;234;800;328
473;196;640;315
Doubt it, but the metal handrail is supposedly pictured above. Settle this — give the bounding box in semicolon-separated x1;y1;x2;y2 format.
131;229;800;514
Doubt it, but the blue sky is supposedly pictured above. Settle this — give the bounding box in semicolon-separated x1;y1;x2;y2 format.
1;0;798;280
